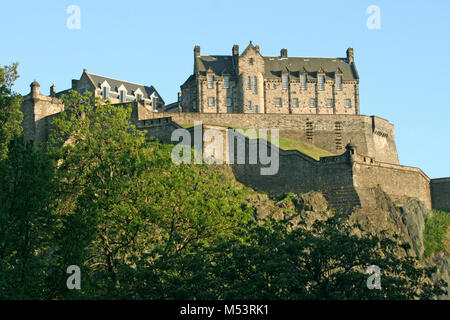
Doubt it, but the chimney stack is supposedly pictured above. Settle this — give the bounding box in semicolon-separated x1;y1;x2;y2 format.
194;45;200;58
232;44;239;57
177;92;182;102
346;47;354;63
255;45;260;53
50;84;56;97
280;48;288;58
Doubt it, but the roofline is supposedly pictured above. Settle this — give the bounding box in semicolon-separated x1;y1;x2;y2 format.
88;72;153;88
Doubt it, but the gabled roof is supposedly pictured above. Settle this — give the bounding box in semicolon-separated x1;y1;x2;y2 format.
88;73;164;103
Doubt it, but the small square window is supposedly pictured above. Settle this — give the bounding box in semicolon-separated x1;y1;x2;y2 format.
310;98;317;108
275;98;282;107
327;99;334;107
208;97;215;106
346;99;352;108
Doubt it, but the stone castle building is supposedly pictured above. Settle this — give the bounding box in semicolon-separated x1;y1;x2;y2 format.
19;45;450;211
54;69;165;110
180;42;359;115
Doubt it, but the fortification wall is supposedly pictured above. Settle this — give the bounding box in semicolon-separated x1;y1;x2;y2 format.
21;89;64;144
431;178;450;210
352;154;432;209
139;112;399;165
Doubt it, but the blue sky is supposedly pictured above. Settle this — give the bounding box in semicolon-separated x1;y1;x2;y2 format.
1;0;449;178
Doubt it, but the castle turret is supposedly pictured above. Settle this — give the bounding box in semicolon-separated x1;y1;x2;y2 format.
30;80;40;98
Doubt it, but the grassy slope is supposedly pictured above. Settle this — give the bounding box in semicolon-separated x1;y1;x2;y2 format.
180;123;335;160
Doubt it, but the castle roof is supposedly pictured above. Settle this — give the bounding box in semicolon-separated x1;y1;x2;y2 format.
194;52;358;81
88;73;164;103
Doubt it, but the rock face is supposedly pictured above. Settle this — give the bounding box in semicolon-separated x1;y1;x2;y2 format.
251;188;449;299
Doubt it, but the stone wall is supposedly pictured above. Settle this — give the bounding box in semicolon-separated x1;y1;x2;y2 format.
351;154;432;209
139;111;399;165
431;178;450;210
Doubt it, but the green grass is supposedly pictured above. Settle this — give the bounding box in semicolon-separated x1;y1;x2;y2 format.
179;123;335;160
423;210;450;259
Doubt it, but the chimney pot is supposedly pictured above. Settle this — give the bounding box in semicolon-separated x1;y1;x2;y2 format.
281;48;288;58
50;84;56;97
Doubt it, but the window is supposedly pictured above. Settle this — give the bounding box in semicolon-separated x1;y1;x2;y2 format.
293;98;299;108
103;87;109;99
273;83;276;89
224;76;230;89
345;99;352;108
282;74;289;89
253;76;257;94
152;97;157;111
318;76;325;90
247;76;251;90
226;97;232;107
275;98;282;107
301;75;307;90
249;58;254;65
267;84;270;89
327;98;334;108
247;101;252;109
208;97;215;106
192;101;197;110
136;93;142;101
207;76;214;89
336;76;342;90
120;90;126;103
310;98;317;108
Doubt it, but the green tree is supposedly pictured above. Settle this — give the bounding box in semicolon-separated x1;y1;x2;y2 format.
48;91;253;298
0;136;56;299
0;62;22;161
141;210;445;300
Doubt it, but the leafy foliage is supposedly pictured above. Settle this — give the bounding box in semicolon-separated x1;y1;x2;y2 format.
0;62;22;161
423;210;450;258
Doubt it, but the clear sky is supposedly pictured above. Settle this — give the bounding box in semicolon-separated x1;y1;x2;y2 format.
1;0;449;178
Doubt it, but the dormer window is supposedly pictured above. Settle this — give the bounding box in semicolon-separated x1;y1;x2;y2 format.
301;75;307;90
136;93;142;101
207;76;214;89
282;74;289;90
336;76;342;90
120;90;126;103
103;86;109;99
318;76;325;90
224;76;230;89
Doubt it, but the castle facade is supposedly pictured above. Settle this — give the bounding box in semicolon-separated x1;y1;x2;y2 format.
180;42;359;115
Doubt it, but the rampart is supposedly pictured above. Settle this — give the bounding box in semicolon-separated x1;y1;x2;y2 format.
137;111;399;165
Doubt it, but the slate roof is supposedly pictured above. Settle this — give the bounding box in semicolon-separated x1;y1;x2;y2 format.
263;57;358;81
88;73;164;103
195;55;235;76
194;52;358;81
